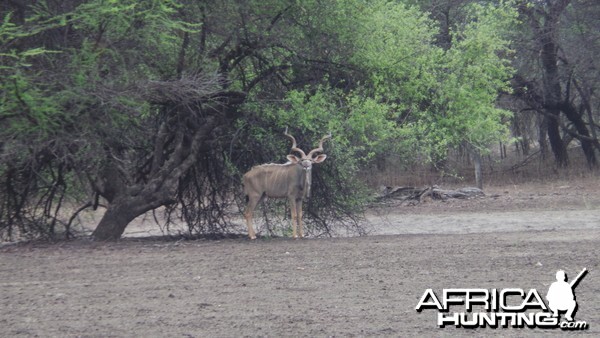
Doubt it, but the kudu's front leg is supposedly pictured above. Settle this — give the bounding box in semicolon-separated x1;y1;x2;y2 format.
288;198;305;239
289;197;298;238
297;199;304;238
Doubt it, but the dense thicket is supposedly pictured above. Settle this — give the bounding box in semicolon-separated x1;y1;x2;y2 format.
512;0;600;167
1;0;597;240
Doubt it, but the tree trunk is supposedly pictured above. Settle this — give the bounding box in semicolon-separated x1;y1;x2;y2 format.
472;148;483;190
541;30;568;167
561;102;597;167
521;0;571;167
92;199;145;240
547;116;568;166
91;117;220;240
538;115;549;160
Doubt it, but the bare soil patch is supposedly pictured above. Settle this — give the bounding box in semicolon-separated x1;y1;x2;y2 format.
1;178;599;337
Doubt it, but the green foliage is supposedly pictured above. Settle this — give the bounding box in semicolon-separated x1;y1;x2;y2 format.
0;13;62;140
1;0;523;239
229;0;519;235
0;0;202;239
245;0;517;163
442;1;517;143
345;0;518;159
352;2;441;100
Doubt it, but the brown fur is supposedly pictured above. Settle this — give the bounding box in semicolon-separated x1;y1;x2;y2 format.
243;162;311;239
243;130;330;239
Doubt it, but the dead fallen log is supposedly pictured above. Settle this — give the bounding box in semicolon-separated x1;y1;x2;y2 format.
377;185;484;203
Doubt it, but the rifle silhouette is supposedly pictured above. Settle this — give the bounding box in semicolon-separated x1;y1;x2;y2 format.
570;268;588;289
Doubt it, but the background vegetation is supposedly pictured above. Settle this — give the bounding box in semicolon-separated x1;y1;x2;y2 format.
1;0;598;240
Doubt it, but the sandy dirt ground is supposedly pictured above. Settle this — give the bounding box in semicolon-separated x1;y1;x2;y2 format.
1;178;599;337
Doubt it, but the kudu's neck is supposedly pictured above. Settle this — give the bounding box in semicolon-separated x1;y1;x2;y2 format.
290;163;312;199
304;168;312;199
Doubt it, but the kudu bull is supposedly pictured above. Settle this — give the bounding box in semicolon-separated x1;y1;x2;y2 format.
243;128;331;239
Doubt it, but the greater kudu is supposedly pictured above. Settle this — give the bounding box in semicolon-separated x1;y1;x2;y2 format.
242;128;331;239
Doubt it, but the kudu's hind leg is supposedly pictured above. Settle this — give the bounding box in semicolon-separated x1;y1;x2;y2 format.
244;193;263;240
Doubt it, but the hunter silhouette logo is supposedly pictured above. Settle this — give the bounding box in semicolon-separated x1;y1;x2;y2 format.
415;268;589;330
547;268;587;322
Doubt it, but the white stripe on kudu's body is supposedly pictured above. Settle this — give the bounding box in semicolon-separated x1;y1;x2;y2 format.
242;128;331;239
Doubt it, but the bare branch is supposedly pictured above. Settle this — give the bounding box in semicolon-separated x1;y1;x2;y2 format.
141;73;226;106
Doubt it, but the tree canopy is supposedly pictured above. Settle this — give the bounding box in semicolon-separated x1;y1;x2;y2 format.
1;0;597;240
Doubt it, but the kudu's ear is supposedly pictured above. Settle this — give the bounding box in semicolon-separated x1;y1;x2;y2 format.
313;154;327;163
287;154;300;163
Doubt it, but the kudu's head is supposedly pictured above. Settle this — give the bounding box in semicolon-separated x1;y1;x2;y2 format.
284;127;331;171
